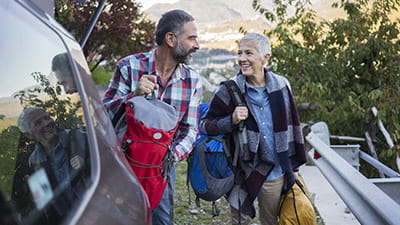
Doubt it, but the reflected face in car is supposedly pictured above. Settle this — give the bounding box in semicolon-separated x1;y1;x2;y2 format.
54;70;78;94
26;109;58;145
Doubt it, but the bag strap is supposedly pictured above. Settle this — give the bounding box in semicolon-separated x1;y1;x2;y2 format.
221;80;245;108
65;129;89;186
221;80;248;220
111;102;126;127
221;80;247;172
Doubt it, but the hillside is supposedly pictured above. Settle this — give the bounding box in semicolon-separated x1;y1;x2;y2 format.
143;0;271;26
143;0;344;49
143;0;399;50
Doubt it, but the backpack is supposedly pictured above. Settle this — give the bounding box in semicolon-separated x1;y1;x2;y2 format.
188;80;246;211
189;103;234;201
113;94;178;210
278;178;317;225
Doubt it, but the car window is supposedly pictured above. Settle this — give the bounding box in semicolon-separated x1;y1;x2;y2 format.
0;2;91;225
61;36;120;150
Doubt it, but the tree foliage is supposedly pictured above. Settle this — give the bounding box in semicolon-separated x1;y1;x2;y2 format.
15;72;84;129
55;0;156;71
253;0;400;170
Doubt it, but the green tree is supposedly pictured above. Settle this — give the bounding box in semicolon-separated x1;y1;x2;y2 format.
252;0;400;172
15;72;83;129
55;0;155;71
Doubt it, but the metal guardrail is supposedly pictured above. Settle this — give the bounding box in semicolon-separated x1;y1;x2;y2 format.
359;151;400;178
306;130;400;225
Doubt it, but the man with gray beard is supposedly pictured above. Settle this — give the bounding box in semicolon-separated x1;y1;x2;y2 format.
103;9;202;225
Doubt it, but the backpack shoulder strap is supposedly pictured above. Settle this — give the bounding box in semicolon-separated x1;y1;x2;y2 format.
221;80;248;182
221;80;246;107
222;79;247;133
112;102;126;127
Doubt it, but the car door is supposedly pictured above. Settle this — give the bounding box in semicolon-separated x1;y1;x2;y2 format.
0;1;150;225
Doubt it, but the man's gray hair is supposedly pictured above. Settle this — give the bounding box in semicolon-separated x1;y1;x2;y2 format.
18;107;46;134
155;9;195;45
239;33;271;56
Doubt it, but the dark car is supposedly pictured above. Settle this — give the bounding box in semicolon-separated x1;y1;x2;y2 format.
0;0;151;224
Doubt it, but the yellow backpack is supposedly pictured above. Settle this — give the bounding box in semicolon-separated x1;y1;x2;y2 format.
278;177;317;225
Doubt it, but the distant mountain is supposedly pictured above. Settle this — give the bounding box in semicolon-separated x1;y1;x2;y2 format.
143;0;278;49
144;0;272;28
145;0;400;49
143;0;346;28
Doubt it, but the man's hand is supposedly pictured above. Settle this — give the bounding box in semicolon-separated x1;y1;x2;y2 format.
232;106;248;125
134;75;159;96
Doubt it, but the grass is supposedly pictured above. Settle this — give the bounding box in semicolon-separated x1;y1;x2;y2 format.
174;162;259;225
0;126;20;200
0;117;17;133
91;64;113;85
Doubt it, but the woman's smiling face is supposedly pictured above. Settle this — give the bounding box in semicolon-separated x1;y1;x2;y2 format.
237;40;268;78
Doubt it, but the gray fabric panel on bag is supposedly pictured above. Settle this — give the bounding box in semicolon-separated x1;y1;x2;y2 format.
198;137;235;201
127;96;178;131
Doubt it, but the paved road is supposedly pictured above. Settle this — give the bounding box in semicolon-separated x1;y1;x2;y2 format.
300;165;360;225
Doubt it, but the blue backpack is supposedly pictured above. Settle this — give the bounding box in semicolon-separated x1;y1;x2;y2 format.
189;103;234;201
188;80;246;213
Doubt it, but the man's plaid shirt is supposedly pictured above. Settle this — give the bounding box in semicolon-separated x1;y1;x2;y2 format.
103;49;202;161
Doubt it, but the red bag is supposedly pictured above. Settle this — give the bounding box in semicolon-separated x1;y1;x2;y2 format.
115;95;178;209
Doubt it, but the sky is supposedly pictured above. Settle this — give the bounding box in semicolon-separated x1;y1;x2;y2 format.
136;0;179;11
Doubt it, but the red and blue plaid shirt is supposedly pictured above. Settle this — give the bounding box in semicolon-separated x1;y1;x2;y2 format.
103;49;202;161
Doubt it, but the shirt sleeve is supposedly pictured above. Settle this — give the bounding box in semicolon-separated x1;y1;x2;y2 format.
173;80;202;162
102;62;133;118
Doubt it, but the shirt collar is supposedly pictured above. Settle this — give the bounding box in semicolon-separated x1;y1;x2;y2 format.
175;64;187;80
237;67;271;93
245;81;266;91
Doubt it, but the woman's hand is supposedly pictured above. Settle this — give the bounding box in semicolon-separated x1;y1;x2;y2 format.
232;106;248;125
294;172;299;180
